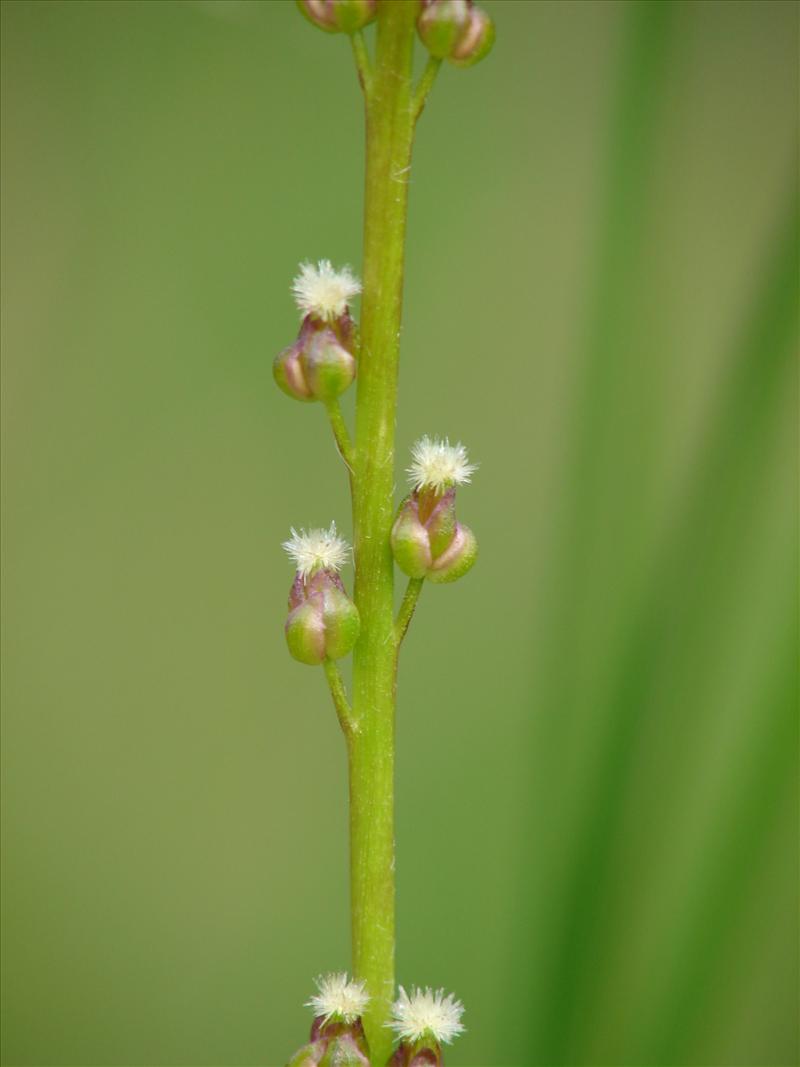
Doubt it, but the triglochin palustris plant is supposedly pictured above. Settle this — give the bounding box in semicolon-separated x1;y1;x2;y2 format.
275;2;495;1064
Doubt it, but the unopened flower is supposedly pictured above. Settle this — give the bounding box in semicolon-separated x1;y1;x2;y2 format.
292;260;361;323
388;986;465;1046
407;436;477;493
283;523;351;580
283;529;359;665
297;0;378;35
306;972;370;1026
417;0;495;67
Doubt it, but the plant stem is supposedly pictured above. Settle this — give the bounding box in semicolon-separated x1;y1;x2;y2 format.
395;577;424;646
412;55;442;119
350;29;373;95
325;398;355;471
349;1;419;1059
323;657;356;738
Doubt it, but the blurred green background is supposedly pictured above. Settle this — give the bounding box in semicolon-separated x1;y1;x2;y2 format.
1;1;797;1064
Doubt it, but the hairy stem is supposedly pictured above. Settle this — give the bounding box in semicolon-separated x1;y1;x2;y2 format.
395;577;424;646
349;1;419;1059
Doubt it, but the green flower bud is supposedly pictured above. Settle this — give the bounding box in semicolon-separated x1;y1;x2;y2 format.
417;0;494;67
318;1032;371;1066
297;0;377;35
427;522;477;584
304;329;356;402
275;316;356;404
449;5;495;67
390;489;477;584
417;0;470;59
274;338;315;402
285;570;360;666
409;1047;440;1067
287;1039;326;1067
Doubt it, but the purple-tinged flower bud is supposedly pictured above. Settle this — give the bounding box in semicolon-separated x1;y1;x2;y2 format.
417;0;494;67
298;975;372;1064
304;328;356;402
409;1046;441;1067
449;5;495;67
318;1032;371;1066
391;493;477;584
417;0;470;59
286;1039;326;1067
283;526;359;665
297;0;377;35
274;337;315;402
392;437;479;583
274;316;356;404
285;570;360;665
426;521;477;584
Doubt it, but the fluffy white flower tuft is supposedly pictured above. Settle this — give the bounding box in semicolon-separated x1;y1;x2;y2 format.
388;986;465;1045
305;972;370;1024
292;260;361;322
407;436;477;493
283;523;351;579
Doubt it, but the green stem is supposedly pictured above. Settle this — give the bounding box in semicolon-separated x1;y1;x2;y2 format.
349;1;420;1059
412;55;442;119
350;29;373;96
323;657;356;738
325;398;355;471
395;577;424;646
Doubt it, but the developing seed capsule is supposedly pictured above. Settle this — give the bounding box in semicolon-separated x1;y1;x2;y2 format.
318;1032;371;1067
391;491;478;584
417;0;470;59
391;437;479;583
275;261;360;402
286;1039;326;1067
283;527;360;665
449;4;495;67
274;318;356;404
417;0;495;67
285;569;360;665
297;0;378;34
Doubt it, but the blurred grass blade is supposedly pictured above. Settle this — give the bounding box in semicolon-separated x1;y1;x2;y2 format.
536;187;798;1064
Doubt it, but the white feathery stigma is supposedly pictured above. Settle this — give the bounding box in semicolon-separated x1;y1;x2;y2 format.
305;972;370;1024
407;436;477;493
292;259;361;322
283;523;351;579
388;986;465;1045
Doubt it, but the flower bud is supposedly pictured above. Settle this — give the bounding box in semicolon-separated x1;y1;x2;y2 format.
409;1047;440;1067
449;5;495;67
304;328;356;402
274;337;315;402
389;1044;440;1067
287;1039;326;1067
318;1032;371;1066
391;489;477;584
417;0;494;67
297;0;377;35
417;0;470;59
274;316;356;404
285;570;360;665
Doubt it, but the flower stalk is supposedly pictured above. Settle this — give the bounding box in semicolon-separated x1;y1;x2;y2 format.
349;3;419;1056
281;1;493;1061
